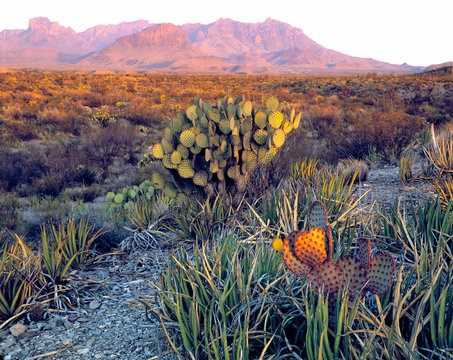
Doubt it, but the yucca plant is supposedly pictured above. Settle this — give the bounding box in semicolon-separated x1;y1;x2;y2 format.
122;196;172;251
399;148;416;183
0;235;43;324
167;192;235;243
427;174;453;210
424;123;453;173
141;233;286;359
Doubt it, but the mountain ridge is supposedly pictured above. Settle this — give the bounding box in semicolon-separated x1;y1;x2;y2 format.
0;17;426;74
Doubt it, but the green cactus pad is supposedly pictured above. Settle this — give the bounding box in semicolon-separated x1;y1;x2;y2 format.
283;231;312;277
309;261;343;294
152;172;166;189
241;117;253;134
273;129;285;148
254;110;268;129
367;254;395;294
195;133;209;148
178;160;195;178
208;109;221;122
265;96;279;112
172;116;184;133
177;144;189;159
176;192;189;206
357;238;371;269
202;101;211;115
241;100;252;117
263;148;278;165
205;148;211;162
147;186;155;197
164;127;173;141
219;120;232;134
170;151;182;165
190;145;202;154
308;201;333;261
180;129;196;147
186;104;198;121
193;171;208;187
128;189;137;199
268;111;284;129
227;103;236;119
253;129;268;145
336;255;368;298
162;154;178;169
106;192;115;201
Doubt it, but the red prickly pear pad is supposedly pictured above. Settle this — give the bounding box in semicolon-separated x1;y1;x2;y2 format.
357;238;371;269
309;261;343;294
367;253;396;294
294;228;327;267
283;231;311;277
336;255;368;298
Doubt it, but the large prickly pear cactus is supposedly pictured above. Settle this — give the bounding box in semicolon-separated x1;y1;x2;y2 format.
141;95;301;199
281;201;396;309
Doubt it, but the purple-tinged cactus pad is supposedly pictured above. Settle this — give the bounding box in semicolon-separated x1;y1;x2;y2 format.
336;255;368;298
308;201;332;261
283;231;312;277
309;261;343;294
357;237;371;269
367;253;396;294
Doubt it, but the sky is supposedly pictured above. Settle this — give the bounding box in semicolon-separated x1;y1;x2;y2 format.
1;0;452;67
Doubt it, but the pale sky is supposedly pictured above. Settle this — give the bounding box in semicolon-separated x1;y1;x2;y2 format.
1;0;452;67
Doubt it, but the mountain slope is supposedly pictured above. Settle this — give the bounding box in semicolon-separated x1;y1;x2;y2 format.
78;23;206;69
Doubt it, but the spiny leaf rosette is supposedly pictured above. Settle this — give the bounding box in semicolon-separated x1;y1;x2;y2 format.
282;201;396;309
141;95;302;199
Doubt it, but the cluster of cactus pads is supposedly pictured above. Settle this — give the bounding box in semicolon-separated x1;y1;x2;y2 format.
143;95;301;197
282;201;396;303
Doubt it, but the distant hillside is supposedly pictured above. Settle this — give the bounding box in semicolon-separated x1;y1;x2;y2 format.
424;62;453;75
0;17;425;74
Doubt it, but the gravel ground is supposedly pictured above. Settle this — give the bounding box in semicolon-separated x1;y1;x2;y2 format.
0;163;436;360
0;249;179;360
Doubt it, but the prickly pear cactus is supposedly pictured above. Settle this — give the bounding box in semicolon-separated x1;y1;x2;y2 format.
281;201;396;308
140;95;302;199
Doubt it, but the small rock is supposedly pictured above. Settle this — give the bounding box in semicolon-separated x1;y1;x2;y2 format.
68;316;79;322
1;335;16;349
109;265;120;273
24;330;39;339
63;339;72;346
77;348;90;355
10;324;27;337
89;301;101;310
77;317;90;323
86;337;95;347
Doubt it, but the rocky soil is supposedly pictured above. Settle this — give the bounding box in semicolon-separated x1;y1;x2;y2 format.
0;163;436;360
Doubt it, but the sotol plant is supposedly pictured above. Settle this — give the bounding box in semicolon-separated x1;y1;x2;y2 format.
282;201;395;307
141;95;301;200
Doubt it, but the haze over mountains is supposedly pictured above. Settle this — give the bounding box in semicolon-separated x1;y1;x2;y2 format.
0;17;424;74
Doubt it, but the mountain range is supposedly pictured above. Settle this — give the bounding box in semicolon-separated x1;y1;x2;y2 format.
0;17;424;74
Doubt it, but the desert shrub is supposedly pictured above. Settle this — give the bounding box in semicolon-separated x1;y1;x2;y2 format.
0;192;23;231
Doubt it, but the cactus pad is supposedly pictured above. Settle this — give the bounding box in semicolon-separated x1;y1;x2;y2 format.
309;261;343;294
152;144;164;159
283;231;312;277
367;254;395;294
308;201;332;261
177;144;189;159
195;133;209;148
180;129;196;148
193;171;208;187
269;111;284;129
254;110;267;129
186;104;198;121
253;129;268;145
152;172;165;189
273;129;285;148
357;238;371;269
294;228;327;267
293;112;302;129
336;255;367;298
265;96;279;112
178;160;195;179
